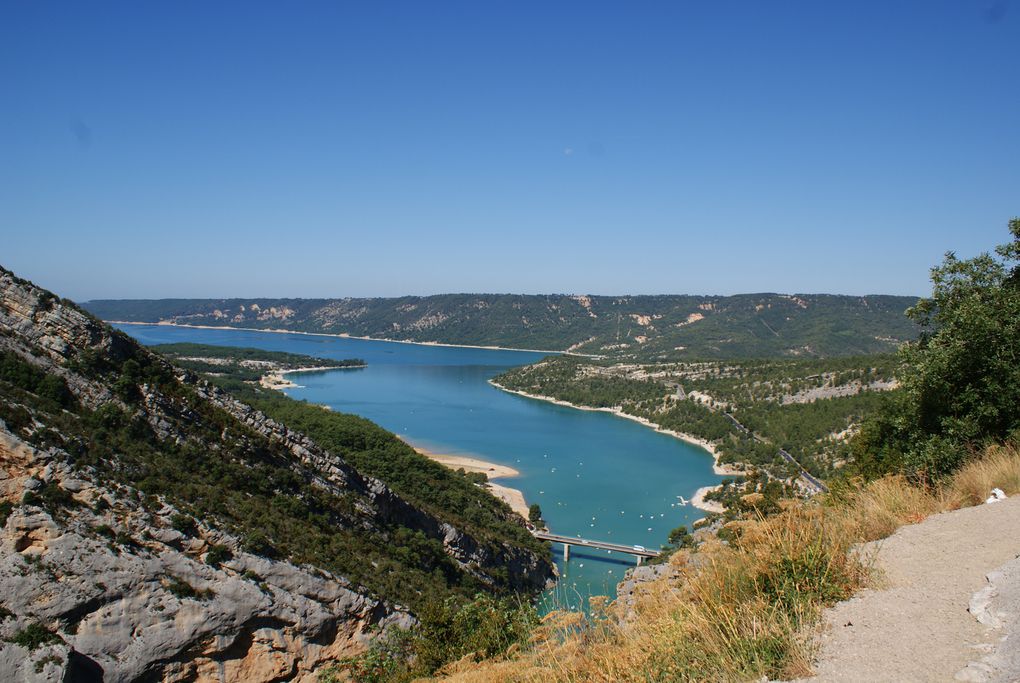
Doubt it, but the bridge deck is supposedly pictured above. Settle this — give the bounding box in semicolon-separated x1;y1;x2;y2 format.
534;531;659;558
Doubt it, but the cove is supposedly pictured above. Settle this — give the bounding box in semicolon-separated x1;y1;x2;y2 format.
116;323;723;610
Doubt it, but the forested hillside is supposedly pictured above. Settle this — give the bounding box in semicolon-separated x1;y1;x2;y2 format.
82;292;918;360
494;354;899;479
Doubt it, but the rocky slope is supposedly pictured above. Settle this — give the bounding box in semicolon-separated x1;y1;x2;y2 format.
0;267;554;681
0;427;410;682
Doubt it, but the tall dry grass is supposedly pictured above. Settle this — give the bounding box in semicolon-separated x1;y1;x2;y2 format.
430;442;1020;683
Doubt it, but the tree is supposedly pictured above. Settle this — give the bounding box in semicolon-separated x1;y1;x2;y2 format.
852;218;1020;480
528;503;543;525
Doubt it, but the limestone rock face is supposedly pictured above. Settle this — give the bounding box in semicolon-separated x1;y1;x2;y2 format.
0;428;412;682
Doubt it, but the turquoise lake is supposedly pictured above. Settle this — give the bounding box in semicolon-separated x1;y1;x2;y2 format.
116;324;723;609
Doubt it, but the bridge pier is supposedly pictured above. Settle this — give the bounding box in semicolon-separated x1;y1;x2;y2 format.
563;543;570;562
636;556;643;566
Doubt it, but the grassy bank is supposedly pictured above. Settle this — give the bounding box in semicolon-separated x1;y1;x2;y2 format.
421;442;1020;682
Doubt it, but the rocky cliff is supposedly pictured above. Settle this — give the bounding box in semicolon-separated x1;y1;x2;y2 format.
0;267;553;681
0;427;409;682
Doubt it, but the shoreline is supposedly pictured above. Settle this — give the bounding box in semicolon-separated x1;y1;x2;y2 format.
489;380;743;477
259;364;365;390
108;320;580;356
401;439;530;520
691;485;725;514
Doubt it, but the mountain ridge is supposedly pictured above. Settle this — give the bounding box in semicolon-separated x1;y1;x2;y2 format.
82;292;919;360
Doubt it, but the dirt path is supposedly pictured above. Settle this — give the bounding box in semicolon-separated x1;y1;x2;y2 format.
796;496;1020;682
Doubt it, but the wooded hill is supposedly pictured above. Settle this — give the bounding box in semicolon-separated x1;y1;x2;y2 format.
493;353;900;479
82;292;919;360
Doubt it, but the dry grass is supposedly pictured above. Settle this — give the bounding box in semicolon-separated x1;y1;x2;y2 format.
943;441;1020;508
432;443;1020;683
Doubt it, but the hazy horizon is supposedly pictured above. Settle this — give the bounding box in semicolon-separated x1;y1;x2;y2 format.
76;289;924;304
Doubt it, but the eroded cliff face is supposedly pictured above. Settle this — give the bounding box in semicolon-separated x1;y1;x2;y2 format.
0;268;554;681
0;428;409;682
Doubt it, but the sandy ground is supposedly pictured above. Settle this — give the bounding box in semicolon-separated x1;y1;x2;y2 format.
258;365;362;390
420;452;520;479
691;485;725;513
404;442;530;519
792;496;1020;683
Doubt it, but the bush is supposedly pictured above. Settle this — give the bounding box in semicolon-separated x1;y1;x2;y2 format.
332;593;538;681
170;513;197;536
853;218;1020;481
10;623;62;650
205;544;233;566
166;576;212;601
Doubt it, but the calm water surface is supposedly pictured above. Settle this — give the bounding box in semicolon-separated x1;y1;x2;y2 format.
117;324;723;609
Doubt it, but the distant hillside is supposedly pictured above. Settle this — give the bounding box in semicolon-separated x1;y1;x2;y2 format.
82;293;920;359
0;267;553;679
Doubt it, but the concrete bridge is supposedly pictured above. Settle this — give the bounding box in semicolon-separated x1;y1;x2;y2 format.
534;531;659;565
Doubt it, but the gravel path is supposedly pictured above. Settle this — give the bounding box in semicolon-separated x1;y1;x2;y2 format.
794;496;1020;682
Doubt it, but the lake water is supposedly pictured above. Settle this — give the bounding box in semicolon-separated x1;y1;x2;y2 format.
117;324;723;610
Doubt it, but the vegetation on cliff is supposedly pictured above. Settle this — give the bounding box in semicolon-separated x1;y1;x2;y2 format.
149;344;547;564
0;268;553;618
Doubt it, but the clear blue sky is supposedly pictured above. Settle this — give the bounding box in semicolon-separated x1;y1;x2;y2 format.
2;1;1017;300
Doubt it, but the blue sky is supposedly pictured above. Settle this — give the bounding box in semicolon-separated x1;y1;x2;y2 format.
2;1;1017;300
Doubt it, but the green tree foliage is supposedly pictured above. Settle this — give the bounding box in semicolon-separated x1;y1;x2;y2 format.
853;219;1020;480
326;593;539;681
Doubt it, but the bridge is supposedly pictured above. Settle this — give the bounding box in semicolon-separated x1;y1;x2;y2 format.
534;531;659;565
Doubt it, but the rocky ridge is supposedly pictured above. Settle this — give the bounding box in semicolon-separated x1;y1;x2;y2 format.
0;427;409;682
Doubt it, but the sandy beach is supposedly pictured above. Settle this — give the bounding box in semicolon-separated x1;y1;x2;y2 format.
489;381;743;477
691;485;725;514
403;441;531;519
259;365;363;390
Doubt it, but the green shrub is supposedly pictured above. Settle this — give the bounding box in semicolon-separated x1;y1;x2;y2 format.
165;576;212;600
10;623;62;650
34;654;63;673
205;544;233;566
170;513;197;536
241;531;275;557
